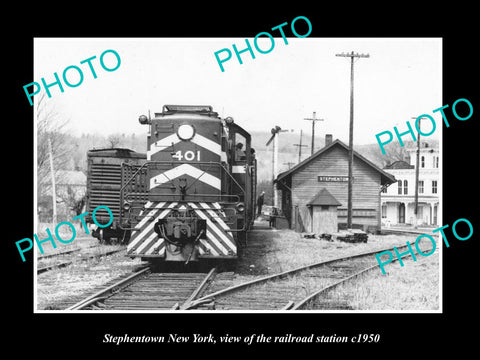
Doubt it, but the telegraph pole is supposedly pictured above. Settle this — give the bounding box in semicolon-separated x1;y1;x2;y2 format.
304;111;324;155
293;129;308;163
335;51;369;228
412;116;423;229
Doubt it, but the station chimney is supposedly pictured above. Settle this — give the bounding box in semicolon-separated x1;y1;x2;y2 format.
325;134;333;147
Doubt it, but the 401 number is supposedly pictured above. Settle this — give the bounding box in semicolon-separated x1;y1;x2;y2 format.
172;150;201;161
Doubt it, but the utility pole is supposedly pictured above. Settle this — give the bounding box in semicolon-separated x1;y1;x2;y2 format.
304;111;324;155
335;51;369;228
293;129;308;163
412;116;423;229
48;138;57;225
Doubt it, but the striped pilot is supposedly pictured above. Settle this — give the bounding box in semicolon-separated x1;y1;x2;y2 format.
122;105;256;264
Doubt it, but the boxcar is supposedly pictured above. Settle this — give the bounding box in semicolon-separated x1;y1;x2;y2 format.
85;148;146;243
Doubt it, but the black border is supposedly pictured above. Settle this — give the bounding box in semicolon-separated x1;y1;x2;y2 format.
8;5;479;354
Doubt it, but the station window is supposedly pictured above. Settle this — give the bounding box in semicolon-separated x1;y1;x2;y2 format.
398;180;402;195
419;180;424;194
403;180;408;195
421;156;425;168
432;180;437;194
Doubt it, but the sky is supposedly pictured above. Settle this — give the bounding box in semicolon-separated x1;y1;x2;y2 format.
34;37;442;145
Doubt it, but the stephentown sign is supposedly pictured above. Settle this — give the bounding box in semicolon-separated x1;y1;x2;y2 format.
317;175;350;182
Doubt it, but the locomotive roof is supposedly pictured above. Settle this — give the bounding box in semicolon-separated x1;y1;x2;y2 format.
87;148;146;158
156;104;219;118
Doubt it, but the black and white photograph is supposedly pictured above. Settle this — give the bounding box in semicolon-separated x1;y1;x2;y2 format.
32;36;443;313
8;7;479;354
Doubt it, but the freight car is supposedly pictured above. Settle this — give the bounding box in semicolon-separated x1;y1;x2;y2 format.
121;105;256;264
85;148;147;244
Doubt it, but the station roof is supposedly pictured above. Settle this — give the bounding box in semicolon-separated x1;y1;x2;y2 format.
307;188;342;207
276;139;396;186
384;160;414;169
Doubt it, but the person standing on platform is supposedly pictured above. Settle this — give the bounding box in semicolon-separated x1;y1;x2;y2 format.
257;191;265;218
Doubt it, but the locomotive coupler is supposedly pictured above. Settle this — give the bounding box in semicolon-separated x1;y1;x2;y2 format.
153;210;207;261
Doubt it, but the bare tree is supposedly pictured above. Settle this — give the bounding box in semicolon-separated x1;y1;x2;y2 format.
106;134;123;148
366;141;411;169
57;184;86;216
37;94;70;202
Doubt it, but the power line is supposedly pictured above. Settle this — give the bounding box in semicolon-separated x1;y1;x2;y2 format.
304;111;324;155
412;116;425;229
293;129;308;163
335;51;369;228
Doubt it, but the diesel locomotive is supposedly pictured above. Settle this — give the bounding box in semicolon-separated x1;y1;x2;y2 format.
118;105;256;263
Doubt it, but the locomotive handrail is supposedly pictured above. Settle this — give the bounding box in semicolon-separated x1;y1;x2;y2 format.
119;160;248;232
120;160;247;201
129;193;241;203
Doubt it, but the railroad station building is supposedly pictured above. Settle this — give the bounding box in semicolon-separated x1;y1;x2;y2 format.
380;142;440;226
275;135;396;233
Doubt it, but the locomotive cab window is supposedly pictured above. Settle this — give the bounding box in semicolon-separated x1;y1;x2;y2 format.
235;134;247;161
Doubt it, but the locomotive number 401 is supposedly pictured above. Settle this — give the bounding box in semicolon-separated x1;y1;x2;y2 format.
172;150;201;161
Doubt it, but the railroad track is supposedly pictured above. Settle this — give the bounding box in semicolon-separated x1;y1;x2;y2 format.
37;247;124;274
185;243;420;311
66;267;218;310
380;228;431;236
63;242;431;311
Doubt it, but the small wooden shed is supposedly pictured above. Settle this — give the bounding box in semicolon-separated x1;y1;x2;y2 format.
306;188;342;234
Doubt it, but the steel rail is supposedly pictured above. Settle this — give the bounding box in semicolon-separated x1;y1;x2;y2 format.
290;250;418;310
37;248;125;275
290;263;380;310
179;267;217;310
185;243;411;309
37;248;82;260
37;244;102;259
66;266;217;311
37;260;73;274
66;267;151;310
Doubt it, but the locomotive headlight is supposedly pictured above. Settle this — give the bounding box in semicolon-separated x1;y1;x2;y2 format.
123;202;131;211
236;202;245;213
177;124;195;140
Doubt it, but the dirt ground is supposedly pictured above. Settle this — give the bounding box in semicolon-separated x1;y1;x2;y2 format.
35;220;440;311
233;219;440;311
